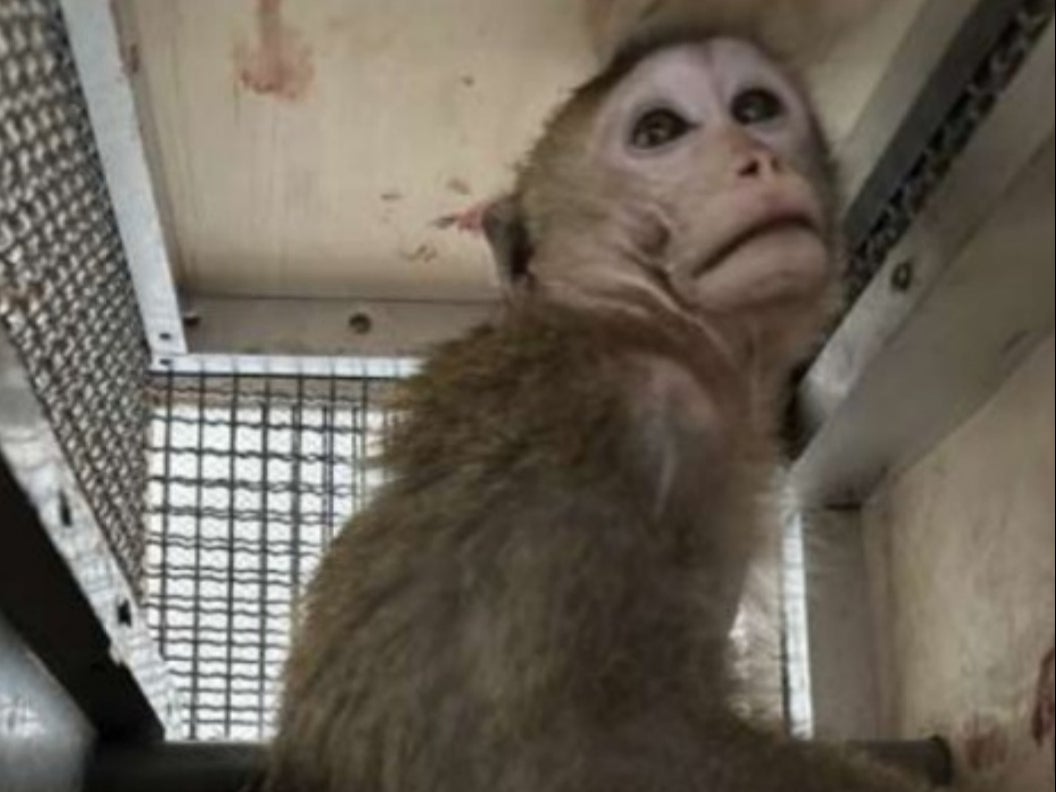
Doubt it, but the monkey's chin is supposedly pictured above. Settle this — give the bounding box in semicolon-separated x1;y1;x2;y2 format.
693;226;831;310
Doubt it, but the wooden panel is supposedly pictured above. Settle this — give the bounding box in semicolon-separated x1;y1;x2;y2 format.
118;0;597;301
800;508;884;741
115;0;920;305
182;295;496;356
863;337;1055;789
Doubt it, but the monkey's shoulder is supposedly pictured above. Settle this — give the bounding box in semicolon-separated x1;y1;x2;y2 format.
415;303;725;391
402;303;729;414
379;303;744;481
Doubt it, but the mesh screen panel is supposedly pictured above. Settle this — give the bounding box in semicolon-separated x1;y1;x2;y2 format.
0;0;151;592
145;371;397;741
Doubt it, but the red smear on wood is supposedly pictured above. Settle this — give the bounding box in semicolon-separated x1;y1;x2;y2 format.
1032;648;1055;749
234;0;314;102
962;717;1010;772
432;197;497;234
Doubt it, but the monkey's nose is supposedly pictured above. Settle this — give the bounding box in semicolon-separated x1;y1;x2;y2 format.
735;151;783;179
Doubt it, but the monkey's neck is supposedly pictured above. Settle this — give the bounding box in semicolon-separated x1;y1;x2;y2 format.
384;301;787;704
522;272;800;426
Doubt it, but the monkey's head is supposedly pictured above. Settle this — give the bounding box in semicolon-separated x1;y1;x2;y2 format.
484;34;842;369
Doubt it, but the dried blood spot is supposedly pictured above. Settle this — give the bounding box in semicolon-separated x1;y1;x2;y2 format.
961;716;1010;772
432;198;497;234
234;0;314;102
446;177;473;197
1032;647;1055;749
402;244;439;264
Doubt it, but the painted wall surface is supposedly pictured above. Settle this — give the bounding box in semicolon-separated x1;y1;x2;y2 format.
864;335;1055;790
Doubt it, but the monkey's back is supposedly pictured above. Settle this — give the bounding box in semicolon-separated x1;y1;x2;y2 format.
262;305;921;792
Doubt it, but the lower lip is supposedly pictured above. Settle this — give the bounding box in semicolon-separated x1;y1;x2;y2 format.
695;219;819;277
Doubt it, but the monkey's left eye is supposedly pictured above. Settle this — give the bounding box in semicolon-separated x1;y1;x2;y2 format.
731;88;785;125
630;108;692;150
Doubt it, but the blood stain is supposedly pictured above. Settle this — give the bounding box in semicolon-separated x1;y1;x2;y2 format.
234;0;314;102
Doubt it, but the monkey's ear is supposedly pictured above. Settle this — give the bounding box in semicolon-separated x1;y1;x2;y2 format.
481;195;535;294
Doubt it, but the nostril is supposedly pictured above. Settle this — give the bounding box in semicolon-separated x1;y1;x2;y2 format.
738;159;762;178
737;152;782;179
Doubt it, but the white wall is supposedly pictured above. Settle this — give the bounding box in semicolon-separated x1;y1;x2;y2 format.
863;335;1054;790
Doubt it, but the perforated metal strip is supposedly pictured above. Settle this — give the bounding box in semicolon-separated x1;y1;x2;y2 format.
0;0;151;594
845;0;1055;301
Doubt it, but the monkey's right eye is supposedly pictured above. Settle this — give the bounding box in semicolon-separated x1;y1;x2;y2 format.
731;88;785;126
630;109;692;150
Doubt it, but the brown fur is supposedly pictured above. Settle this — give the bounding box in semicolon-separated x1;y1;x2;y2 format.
583;0;885;66
264;302;921;791
263;30;922;792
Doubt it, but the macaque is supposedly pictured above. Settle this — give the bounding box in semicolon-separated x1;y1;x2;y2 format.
262;28;925;792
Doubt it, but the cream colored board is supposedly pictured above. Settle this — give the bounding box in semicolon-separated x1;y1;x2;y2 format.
117;0;915;303
183;295;496;357
805;0;929;152
863;337;1055;790
119;0;597;301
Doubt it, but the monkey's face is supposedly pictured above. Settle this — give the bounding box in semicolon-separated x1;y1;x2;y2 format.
593;38;835;314
507;37;839;344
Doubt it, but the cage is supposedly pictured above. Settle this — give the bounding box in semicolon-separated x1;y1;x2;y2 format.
0;1;1053;790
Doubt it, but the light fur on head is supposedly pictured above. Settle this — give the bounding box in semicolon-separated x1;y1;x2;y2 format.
584;0;885;68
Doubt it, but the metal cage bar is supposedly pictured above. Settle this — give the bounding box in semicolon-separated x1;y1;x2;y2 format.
83;737;954;792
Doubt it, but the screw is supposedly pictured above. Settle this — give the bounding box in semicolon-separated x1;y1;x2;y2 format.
116;599;134;628
890;260;915;293
348;312;373;335
57;491;72;528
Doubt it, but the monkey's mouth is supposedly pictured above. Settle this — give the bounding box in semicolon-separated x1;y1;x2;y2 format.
692;214;820;278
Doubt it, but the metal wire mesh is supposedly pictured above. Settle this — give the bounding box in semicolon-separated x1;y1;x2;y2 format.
144;371;398;741
0;0;152;593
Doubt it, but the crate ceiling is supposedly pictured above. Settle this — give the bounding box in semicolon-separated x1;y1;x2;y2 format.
114;0;925;304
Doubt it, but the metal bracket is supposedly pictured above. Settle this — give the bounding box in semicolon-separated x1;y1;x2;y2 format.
795;17;1055;504
57;0;186;357
0;332;183;740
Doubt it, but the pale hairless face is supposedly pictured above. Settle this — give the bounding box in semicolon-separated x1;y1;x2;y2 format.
522;37;837;327
597;39;823;177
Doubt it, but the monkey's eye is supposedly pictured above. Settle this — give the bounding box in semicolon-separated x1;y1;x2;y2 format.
630;108;692;150
731;88;785;125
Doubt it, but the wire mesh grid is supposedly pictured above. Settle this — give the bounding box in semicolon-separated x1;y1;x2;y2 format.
145;371;399;741
0;0;151;592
